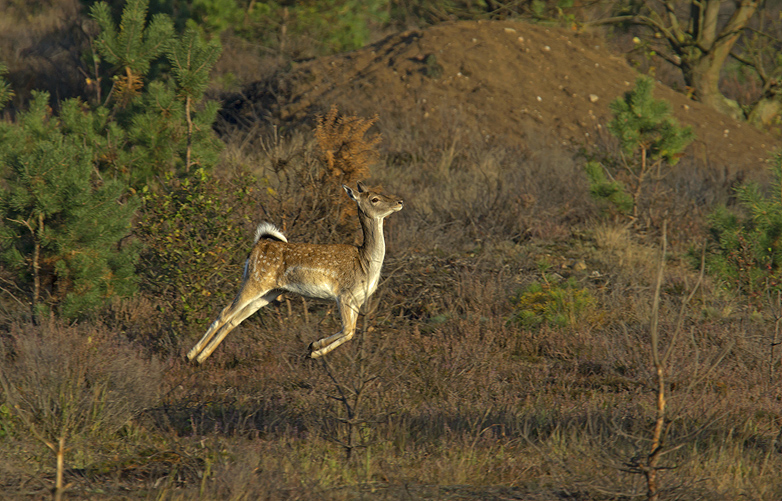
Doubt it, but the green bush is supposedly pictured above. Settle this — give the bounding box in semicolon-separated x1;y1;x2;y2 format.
191;0;246;34
192;0;390;56
0;62;12;109
135;168;261;330
510;275;595;328
584;160;634;216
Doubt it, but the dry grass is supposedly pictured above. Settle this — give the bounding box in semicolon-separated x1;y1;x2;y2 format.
0;0;89;112
592;223;659;282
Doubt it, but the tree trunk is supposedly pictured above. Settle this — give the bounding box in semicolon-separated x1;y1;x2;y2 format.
54;435;65;501
690;0;758;119
681;0;750;122
185;95;192;172
748;97;782;127
656;0;758;119
647;223;667;501
686;54;744;119
32;213;43;314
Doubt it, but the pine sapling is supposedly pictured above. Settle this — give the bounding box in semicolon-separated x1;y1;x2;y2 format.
587;76;695;223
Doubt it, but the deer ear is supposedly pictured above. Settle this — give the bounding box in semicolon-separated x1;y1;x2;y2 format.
356;181;367;193
343;184;358;201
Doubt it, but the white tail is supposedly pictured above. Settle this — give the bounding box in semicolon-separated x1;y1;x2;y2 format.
187;182;404;362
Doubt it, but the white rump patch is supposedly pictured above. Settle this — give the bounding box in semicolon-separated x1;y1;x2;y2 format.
254;222;288;244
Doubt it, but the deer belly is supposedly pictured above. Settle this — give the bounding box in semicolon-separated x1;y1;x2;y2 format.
281;267;339;300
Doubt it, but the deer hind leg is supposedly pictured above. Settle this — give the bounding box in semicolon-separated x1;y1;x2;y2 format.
188;289;280;364
309;297;359;359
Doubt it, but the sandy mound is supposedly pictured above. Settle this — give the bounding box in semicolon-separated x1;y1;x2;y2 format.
226;20;779;174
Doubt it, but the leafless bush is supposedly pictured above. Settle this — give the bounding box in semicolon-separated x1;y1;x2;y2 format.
373;130;596;255
0;317;162;497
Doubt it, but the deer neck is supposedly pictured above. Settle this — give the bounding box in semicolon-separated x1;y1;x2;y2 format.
357;211;386;283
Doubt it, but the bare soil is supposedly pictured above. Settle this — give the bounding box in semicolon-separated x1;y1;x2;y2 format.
226;19;780;176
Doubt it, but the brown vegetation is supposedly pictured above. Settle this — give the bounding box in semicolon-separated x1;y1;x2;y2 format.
314;104;380;185
3;117;781;498
0;0;89;112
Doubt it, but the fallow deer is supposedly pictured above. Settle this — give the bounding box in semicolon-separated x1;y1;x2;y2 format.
187;182;404;362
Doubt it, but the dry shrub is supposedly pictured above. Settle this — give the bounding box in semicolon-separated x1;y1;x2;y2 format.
0;318;162;436
592;223;658;280
0;317;163;495
314;104;380;185
372;127;596;255
99;295;171;352
314;104;382;227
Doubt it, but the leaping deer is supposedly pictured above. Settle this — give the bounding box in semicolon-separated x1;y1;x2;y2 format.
187;182;404;363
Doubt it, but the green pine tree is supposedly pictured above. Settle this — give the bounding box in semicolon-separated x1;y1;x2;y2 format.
125;81;188;179
607;76;695;167
706;153;782;302
584;160;634;217
587;76;695;221
0;92;139;319
0;62;13;110
90;0;174;105
57;94;134;181
85;1;222;187
165;26;222;171
120;79;222;185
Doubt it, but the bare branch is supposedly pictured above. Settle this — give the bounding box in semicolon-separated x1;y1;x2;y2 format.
663;245;706;365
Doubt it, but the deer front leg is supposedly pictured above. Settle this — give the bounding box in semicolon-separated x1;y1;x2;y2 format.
309;297;359;358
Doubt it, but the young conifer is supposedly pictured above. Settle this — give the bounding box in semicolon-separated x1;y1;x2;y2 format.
87;1;221;185
0;62;13;110
587;76;695;221
607;76;695;167
165;26;222;171
90;0;174;104
706;153;782;300
0;92;139;319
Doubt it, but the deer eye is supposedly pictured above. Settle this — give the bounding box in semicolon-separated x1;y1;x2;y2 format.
371;197;379;203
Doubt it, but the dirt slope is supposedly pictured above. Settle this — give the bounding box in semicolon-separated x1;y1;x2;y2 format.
229;20;779;174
